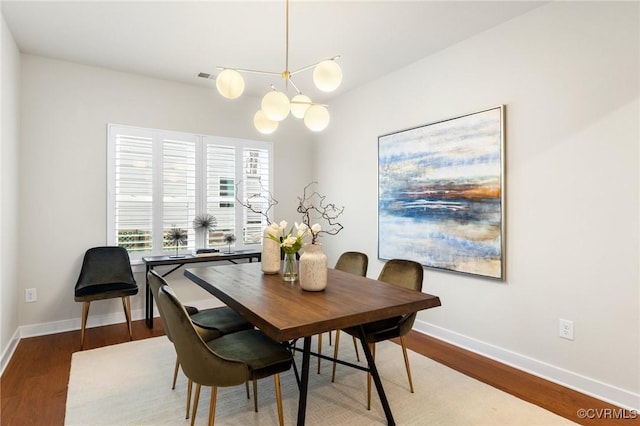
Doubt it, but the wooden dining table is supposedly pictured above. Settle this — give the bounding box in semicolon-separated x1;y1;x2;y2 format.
184;262;441;426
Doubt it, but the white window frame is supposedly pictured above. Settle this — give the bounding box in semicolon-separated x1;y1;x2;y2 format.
107;124;273;261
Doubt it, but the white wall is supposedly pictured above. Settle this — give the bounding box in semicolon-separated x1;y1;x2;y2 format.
1;13;21;371
315;2;639;408
17;55;314;328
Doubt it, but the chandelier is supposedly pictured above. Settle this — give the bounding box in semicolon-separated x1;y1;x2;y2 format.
214;0;342;134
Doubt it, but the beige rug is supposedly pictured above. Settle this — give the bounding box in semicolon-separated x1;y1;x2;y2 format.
65;335;575;425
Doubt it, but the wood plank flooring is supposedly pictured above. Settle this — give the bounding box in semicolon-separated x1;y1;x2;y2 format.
1;320;637;425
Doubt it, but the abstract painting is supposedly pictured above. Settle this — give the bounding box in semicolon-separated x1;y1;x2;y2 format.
378;106;505;280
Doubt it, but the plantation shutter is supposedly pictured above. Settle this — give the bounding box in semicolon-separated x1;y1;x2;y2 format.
241;147;271;243
162;137;197;251
113;132;153;253
206;143;236;247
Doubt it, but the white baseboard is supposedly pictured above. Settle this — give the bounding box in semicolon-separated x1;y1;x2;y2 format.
414;321;640;412
0;327;20;377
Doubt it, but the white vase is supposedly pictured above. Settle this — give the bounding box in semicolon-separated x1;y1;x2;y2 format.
299;243;328;291
261;227;281;274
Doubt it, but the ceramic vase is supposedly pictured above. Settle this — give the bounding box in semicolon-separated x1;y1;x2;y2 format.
282;252;298;282
299;243;328;291
261;227;281;274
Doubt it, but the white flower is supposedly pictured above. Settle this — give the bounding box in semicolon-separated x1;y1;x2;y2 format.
278;220;288;231
282;235;298;248
311;223;322;234
296;222;309;237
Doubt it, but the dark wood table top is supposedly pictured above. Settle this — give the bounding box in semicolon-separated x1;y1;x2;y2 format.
184;262;441;342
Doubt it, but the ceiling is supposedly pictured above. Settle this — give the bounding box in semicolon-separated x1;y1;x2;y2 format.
2;1;544;102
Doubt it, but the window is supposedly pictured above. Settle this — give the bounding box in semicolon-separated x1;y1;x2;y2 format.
107;124;273;260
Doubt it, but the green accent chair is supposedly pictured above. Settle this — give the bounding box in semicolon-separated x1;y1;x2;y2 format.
148;270;253;419
74;246;138;350
316;251;368;373
331;258;423;410
155;278;293;426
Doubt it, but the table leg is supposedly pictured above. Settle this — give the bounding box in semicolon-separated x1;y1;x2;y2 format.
145;265;153;328
296;336;312;426
356;326;395;426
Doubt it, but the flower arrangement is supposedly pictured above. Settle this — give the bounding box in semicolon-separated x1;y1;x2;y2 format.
266;221;312;254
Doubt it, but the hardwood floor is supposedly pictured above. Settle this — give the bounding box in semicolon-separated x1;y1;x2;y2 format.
1;320;637;426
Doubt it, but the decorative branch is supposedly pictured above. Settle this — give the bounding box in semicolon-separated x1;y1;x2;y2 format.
235;181;278;225
297;182;344;244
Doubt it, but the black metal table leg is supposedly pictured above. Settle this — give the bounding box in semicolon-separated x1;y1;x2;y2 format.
356;326;395;425
296;336;312;426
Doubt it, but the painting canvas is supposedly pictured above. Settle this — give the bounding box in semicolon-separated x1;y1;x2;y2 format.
378;106;505;280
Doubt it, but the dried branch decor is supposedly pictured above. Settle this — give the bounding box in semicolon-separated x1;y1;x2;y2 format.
297;182;344;244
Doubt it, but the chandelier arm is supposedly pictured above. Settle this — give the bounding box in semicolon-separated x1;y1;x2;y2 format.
288;77;302;95
289;55;340;76
216;67;281;76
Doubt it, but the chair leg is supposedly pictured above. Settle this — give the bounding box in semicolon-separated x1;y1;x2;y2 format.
172;356;180;390
186;379;193;419
331;329;341;382
367;343;376;410
245;381;250;399
400;335;414;393
191;383;201;426
208;386;217;426
253;379;258;412
80;301;90;350
317;333;323;374
121;296;133;340
352;336;360;362
274;374;284;426
329;330;333;346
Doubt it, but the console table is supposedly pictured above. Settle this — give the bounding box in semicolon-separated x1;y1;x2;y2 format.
142;249;261;327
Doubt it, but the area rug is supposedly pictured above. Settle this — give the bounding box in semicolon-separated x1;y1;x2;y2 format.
66;335;575;425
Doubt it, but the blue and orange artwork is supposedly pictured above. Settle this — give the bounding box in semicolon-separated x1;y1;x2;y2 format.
378;106;504;280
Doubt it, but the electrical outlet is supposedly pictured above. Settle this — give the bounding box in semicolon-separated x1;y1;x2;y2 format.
559;318;574;340
25;288;37;303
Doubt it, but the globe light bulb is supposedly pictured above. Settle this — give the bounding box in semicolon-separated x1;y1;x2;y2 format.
261;90;290;121
304;104;330;132
254;110;279;134
216;69;245;99
290;94;312;119
313;60;342;92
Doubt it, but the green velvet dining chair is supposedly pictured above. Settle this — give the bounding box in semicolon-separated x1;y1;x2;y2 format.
74;246;138;349
156;282;293;426
315;251;368;373
331;258;423;410
148;270;253;418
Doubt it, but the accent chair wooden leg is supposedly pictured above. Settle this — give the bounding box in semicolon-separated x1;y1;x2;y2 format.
253;379;258;412
331;329;341;382
186;379;193;419
245;381;250;399
191;383;201;426
274;374;284;426
317;333;323;374
80;301;90;350
208;386;217;426
367;343;376;410
122;296;133;340
172;357;180;390
352;336;360;362
400;335;414;393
